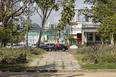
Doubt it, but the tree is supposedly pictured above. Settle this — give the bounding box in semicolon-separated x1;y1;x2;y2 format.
57;0;75;45
11;17;32;44
84;0;116;44
58;0;75;29
34;0;59;48
0;16;32;47
97;14;116;44
67;35;74;45
0;0;29;46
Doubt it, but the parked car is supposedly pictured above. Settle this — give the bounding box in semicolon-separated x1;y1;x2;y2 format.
56;44;68;51
45;43;56;51
31;43;45;48
40;45;49;51
32;44;37;48
45;43;68;51
6;44;23;48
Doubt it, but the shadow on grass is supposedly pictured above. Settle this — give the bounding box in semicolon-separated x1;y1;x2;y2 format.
0;63;28;70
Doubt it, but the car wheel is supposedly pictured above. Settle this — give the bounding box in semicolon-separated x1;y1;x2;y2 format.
62;48;65;51
49;48;52;51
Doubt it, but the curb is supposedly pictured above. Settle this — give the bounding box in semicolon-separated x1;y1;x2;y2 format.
1;69;116;73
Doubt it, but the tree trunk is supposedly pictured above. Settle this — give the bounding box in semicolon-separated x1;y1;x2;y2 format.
1;42;3;47
37;20;46;48
4;43;6;47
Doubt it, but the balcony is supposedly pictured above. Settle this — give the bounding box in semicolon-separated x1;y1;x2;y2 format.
82;22;100;29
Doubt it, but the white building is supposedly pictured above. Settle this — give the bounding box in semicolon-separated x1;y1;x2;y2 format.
68;8;104;45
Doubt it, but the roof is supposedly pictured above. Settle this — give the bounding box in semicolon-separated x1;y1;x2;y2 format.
30;23;41;30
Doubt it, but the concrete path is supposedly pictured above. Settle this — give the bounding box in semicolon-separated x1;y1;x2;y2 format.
27;52;80;72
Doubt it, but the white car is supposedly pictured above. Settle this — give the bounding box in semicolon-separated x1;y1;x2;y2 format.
6;44;23;48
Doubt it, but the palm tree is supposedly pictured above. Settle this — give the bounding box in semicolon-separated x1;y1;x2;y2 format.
58;0;75;45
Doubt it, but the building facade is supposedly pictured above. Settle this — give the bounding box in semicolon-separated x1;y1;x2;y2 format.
69;8;107;45
22;22;68;45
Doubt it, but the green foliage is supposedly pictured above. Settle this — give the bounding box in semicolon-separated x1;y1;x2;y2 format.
74;44;116;63
84;0;116;40
67;35;74;41
0;17;32;44
57;0;75;29
0;63;27;70
57;23;66;30
34;0;60;48
0;47;46;70
97;14;116;39
0;0;33;45
0;28;11;44
35;0;59;11
0;47;46;60
82;62;116;69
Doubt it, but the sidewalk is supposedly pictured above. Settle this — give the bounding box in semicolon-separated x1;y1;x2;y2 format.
27;52;81;72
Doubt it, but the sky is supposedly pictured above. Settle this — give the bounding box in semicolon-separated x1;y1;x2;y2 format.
30;0;91;25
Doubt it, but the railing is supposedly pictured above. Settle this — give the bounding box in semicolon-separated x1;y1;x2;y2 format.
82;25;98;28
82;22;100;28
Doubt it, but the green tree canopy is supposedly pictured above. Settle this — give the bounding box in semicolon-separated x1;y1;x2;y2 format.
0;0;31;46
57;0;75;30
84;0;116;40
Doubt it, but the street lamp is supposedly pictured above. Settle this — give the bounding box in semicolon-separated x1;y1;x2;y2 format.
20;1;37;47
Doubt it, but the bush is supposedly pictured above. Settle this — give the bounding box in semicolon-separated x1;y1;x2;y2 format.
75;44;116;63
0;47;46;63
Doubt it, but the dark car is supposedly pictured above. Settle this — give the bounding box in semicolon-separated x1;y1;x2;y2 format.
55;44;68;51
40;45;49;51
59;44;68;51
46;43;68;51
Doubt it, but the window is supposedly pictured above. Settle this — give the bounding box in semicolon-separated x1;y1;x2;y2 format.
87;33;93;41
77;33;82;38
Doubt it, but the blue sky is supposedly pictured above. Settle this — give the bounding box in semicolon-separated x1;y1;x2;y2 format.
30;0;91;25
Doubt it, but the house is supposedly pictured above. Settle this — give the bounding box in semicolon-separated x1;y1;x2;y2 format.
68;8;111;45
22;22;68;45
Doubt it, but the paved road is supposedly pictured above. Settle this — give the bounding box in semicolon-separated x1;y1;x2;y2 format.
0;72;116;77
27;52;80;72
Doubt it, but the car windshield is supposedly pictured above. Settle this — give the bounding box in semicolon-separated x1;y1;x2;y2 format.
13;44;20;46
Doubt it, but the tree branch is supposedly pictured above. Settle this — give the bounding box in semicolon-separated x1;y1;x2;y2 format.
46;7;54;20
37;10;42;19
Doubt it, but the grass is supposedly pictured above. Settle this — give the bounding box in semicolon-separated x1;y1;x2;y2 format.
53;61;55;69
70;61;72;66
35;61;39;68
0;47;46;70
0;63;27;70
82;62;116;69
62;61;65;69
69;51;116;69
0;53;45;70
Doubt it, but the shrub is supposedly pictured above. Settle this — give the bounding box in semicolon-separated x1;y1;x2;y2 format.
0;47;46;60
75;44;116;63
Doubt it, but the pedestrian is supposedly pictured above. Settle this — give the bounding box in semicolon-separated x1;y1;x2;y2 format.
56;41;60;51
